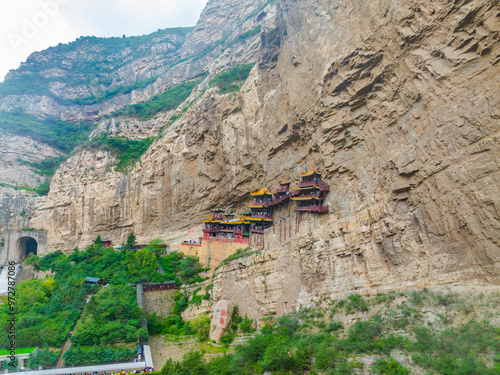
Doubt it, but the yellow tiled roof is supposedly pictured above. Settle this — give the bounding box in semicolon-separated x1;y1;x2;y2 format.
246;217;265;221
299;170;321;177
251;188;272;196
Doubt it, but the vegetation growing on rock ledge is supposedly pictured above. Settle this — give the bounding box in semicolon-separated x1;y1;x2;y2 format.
9;238;206;354
153;289;500;375
209;64;255;94
85;135;155;172
108;76;205;121
0;110;94;153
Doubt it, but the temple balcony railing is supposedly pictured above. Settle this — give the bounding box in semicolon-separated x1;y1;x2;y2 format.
270;196;290;205
250;228;265;234
275;187;290;193
202;228;220;233
295;205;329;213
294;192;321;199
299;180;321;188
249;214;272;219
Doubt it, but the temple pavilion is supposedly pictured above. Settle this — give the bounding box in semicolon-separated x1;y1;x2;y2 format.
201;171;330;244
246;188;274;233
292;171;330;213
271;181;292;206
203;209;250;243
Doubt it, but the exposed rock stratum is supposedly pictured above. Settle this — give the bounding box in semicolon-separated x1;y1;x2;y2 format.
0;0;499;317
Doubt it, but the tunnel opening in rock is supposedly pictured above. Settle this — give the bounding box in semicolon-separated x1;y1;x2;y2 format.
18;237;38;259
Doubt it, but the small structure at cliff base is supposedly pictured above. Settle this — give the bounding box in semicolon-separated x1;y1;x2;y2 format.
209;300;233;342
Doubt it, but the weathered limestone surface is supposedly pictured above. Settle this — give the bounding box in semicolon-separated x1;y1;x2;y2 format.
0;0;499;312
143;289;176;318
0;132;61;189
179;240;249;270
209;299;233;342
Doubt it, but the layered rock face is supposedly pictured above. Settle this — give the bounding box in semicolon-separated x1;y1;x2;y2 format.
1;0;499;312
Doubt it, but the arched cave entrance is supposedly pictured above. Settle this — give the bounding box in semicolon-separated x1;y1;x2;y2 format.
18;237;38;259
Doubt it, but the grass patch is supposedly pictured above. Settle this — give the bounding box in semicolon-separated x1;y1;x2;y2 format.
216;247;258;269
85;135;155;172
371;358;410;375
0;181;51;196
209;64;255;94
410;320;500;374
0;110;94;153
109;76;205;121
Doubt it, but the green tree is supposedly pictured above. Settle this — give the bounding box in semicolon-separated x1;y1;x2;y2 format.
145;237;165;256
126;248;158;281
28;348;58;368
124;232;137;251
94;235;103;247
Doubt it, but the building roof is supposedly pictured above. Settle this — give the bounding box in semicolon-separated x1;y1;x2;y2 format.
85;277;103;283
212;208;225;212
248;204;266;208
246;217;265;221
280;181;290;185
221;217;247;225
203;215;221;223
139;281;176;286
251;188;272;196
246;217;273;222
292;196;322;201
300;171;321;177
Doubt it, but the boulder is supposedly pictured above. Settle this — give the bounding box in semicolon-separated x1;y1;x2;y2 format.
209;300;233;342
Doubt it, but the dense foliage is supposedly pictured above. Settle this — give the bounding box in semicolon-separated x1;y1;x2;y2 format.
0;111;94;153
7;239;206;352
21;156;67;176
0;181;51;196
209;64;255;94
0;277;89;348
155;292;500;375
158;252;207;286
85;135;155;172
27;348;59;368
109;78;204;120
63;345;134;366
70;285;144;346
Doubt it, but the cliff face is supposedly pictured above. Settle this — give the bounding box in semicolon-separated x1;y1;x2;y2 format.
1;0;499;310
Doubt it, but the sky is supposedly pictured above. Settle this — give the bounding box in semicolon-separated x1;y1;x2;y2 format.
0;0;208;81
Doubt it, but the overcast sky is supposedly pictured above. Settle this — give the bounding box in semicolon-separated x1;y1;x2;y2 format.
0;0;208;81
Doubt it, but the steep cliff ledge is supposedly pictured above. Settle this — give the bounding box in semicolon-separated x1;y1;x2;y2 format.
2;0;500;299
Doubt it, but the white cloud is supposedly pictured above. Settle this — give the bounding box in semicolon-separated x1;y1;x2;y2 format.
0;0;208;81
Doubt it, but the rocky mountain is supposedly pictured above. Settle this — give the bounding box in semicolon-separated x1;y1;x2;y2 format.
0;0;499;316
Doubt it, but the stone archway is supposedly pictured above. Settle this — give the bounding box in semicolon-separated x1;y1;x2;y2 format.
1;229;47;266
18;236;38;260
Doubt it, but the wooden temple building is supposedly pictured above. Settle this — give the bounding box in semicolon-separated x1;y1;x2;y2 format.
292;171;330;213
203;209;251;244
247;188;274;233
202;171;330;244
